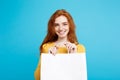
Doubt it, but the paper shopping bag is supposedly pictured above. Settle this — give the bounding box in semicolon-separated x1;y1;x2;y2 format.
41;53;87;80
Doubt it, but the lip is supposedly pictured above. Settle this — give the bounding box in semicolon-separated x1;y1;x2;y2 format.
58;30;66;35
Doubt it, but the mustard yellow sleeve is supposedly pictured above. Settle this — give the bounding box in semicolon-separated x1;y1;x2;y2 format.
34;58;40;80
41;42;54;53
77;44;86;53
34;43;54;80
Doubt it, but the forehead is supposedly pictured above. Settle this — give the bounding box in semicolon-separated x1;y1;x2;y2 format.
55;15;68;23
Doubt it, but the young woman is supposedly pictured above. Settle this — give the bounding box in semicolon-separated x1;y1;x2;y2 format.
34;9;85;80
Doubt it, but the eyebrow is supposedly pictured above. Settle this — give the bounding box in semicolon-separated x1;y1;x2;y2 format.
54;22;68;24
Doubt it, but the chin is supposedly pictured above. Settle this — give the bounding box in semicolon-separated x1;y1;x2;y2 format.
58;35;67;38
56;32;68;39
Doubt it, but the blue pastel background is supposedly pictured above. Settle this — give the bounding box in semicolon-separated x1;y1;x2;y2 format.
0;0;120;80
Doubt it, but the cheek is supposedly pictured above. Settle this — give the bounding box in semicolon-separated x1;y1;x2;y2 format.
54;27;57;31
66;26;69;31
54;27;59;33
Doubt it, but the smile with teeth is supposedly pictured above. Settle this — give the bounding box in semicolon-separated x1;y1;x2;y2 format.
58;30;66;35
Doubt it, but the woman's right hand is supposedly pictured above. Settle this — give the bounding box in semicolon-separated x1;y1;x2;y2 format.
48;45;58;56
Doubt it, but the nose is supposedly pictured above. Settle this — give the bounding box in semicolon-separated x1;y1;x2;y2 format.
59;25;63;30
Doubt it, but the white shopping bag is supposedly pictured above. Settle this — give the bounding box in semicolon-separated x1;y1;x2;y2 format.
41;53;87;80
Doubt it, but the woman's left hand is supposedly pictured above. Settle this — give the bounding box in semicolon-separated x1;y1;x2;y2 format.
64;42;77;53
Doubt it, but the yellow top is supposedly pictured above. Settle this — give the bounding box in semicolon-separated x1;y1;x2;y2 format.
34;42;86;80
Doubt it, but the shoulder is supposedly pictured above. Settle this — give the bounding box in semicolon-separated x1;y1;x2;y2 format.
41;42;54;53
76;43;86;53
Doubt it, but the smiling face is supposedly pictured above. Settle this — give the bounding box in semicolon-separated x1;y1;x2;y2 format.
54;15;69;40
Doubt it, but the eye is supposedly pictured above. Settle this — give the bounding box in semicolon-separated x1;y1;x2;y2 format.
63;23;68;26
54;23;59;27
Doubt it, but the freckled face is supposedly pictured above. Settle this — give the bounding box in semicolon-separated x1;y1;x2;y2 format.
54;15;69;39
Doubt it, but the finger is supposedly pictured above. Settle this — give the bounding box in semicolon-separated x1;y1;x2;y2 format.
54;45;59;49
69;44;77;53
49;47;56;55
49;50;54;55
50;50;52;54
53;47;57;56
64;42;68;45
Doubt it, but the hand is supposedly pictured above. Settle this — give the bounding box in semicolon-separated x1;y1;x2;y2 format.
64;42;77;53
48;45;58;56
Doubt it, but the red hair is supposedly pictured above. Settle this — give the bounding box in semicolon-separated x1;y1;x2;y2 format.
40;9;78;52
